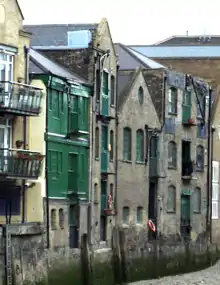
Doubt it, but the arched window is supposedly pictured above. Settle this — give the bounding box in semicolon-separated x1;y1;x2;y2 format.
123;127;132;161
168;87;178;114
95;127;99;159
51;209;56;230
196;145;204;171
136;129;144;162
59;208;64;229
136;206;143;224
167;185;176;213
168;141;177;168
138;86;144;105
122;206;130;224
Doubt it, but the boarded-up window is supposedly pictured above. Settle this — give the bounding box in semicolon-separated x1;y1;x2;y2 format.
193;187;201;213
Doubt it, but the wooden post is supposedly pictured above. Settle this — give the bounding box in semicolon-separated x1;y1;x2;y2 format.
80;233;92;285
119;228;127;283
112;227;123;284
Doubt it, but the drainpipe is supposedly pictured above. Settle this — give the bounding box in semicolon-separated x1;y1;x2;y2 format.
22;45;29;223
45;78;52;249
114;63;119;225
209;126;215;243
206;87;212;242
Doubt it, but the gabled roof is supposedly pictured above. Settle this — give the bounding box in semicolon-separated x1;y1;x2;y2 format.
29;48;87;84
128;45;220;58
154;35;220;46
16;0;24;20
115;43;166;70
24;23;98;48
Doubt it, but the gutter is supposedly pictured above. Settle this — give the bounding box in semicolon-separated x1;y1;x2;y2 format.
115;63;119;224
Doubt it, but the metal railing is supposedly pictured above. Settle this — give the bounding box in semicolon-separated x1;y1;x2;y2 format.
0;148;44;179
0;81;43;115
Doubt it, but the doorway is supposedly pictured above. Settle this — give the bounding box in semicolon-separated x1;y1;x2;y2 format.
180;195;191;240
182;140;192;176
148;181;157;240
69;204;79;248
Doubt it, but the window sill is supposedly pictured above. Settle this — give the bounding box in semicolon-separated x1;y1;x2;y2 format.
168;112;177;116
95;158;100;161
197;137;206;139
167;211;176;214
122;223;129;228
212;217;219;220
196;168;204;172
110;104;115;108
136;161;145;165
168;166;177;170
123;160;132;164
193;211;201;214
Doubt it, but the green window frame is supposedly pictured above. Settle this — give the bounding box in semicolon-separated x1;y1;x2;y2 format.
123;127;132;161
122;206;129;224
136;206;143;224
138;86;144;105
168;141;177;168
168;87;178;114
136;129;144;162
167;185;176;213
193;187;201;213
110;130;114;161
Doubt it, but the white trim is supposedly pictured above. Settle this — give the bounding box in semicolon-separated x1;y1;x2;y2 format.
47;132;66;138
212;161;219;219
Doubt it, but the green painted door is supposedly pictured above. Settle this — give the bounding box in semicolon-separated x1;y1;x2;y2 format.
101;71;109;116
182;91;191;123
101;181;107;214
180;195;191;239
101;125;108;172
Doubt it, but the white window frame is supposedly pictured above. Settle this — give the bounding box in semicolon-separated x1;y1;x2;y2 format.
212;161;219;219
0;52;14;82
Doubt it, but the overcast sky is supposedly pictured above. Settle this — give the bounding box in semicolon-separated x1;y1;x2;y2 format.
18;0;219;45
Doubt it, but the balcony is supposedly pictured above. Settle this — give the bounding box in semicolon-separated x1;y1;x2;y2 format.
0;148;44;179
0;81;43;116
182;160;194;180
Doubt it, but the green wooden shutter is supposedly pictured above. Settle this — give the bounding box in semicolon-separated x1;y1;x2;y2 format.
78;97;89;132
101;125;108;172
101;71;109;116
182;91;192;123
123;128;131;161
69;96;78;132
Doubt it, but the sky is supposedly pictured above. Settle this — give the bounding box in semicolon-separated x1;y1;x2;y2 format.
18;0;220;45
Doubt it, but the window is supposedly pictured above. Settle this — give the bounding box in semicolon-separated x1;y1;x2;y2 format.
95;127;99;159
96;69;101;101
122;206;129;224
0;53;13;82
197;123;206;139
164;118;175;134
138;86;144;105
212;161;219;219
136;129;144;162
168;87;177;114
110;130;114;161
193;187;201;213
167;185;176;213
102;71;109;96
110;75;115;106
196;145;204;171
110;183;114;200
136;206;143;224
51;209;56;230
59;208;64;229
123;127;132;161
168;141;177;168
94;183;98;203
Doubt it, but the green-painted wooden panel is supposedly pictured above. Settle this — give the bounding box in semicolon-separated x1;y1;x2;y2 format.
69;96;89;133
181;195;190;219
101;125;108;172
182;91;192;123
101;71;109;116
48;88;68;135
47;141;89;199
101;181;107;213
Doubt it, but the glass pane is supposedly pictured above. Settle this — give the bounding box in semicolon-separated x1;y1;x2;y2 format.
0;64;6;81
8;63;12;81
0;128;4;148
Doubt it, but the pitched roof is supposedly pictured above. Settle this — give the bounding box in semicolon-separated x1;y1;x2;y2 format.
29;48;87;84
23;24;97;47
115;43;166;70
154;35;220;46
16;0;24;20
128;45;220;58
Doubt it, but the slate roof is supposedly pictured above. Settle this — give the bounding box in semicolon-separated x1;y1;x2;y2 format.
115;43;166;70
128;45;220;58
23;24;98;47
118;70;137;109
154;35;220;46
29;48;87;84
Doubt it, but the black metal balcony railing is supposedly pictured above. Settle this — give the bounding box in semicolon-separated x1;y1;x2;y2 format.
0;81;43;115
182;160;194;177
0;148;44;179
